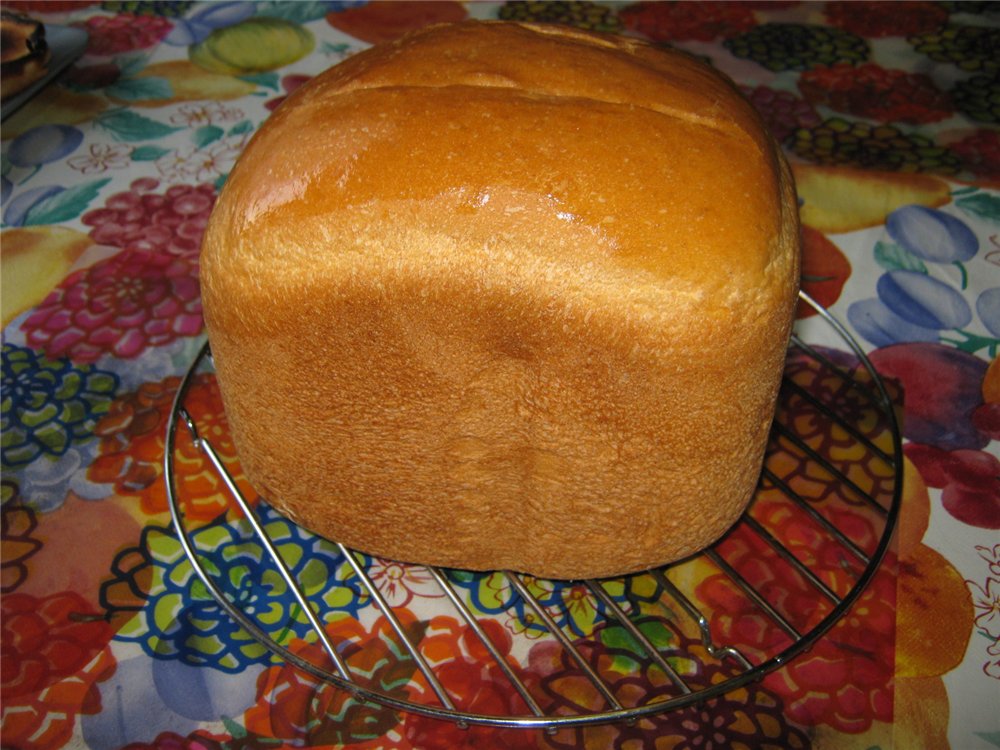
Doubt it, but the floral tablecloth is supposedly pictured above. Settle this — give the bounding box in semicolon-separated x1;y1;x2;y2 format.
1;2;998;749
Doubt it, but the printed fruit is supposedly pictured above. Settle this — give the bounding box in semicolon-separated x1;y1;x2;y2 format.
895;543;975;676
6;125;83;169
742;84;822;143
798;225;851;318
326;1;467;44
790;117;961;174
497;0;623;33
792;164;950;233
905;443;1000;528
897;456;931;556
1;87;107;140
910;24;1000;75
81;178;216;258
868;342;989;450
0;227;93;327
105;61;255;107
886;205;978;264
876;270;971;330
188;17;314;75
798;63;952;124
848;297;940;348
951;74;1000;124
620;1;756;42
823;0;948;38
977;287;1000;337
724;23;869;72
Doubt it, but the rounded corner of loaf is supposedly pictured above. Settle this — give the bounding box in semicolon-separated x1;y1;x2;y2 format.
201;19;801;581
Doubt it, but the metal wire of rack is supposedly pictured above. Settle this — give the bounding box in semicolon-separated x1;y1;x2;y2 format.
164;291;902;730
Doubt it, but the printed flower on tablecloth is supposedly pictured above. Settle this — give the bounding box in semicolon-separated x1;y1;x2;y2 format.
1;591;117;750
978;544;1000;578
87;371;254;519
1;343;119;469
985;637;1000;680
75;11;173;56
968;545;1000;680
119;731;226;750
1;503;41;592
620;1;757;42
777;346;897;511
169;102;245;127
393;615;539;750
969;577;1000;639
239;613;422;748
110;505;370;672
798;63;953;124
364;556;446;608
697;502;897;733
82;178;216;258
823;1;948;38
68;142;134;175
22;249;202;364
156;136;246;185
523;617;809;750
447;569;630;639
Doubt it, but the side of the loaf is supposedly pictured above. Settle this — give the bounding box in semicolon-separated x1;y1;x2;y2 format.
200;21;800;579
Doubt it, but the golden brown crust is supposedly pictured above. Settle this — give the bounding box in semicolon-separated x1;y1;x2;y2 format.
201;21;800;580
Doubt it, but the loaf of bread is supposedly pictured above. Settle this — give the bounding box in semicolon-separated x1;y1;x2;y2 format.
200;21;800;580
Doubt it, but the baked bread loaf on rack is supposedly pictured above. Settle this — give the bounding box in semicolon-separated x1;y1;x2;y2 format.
201;21;800;580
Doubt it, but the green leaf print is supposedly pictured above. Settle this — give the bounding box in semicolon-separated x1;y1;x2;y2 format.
131;145;172;162
873;240;929;274
105;76;173;102
192;125;225;149
955;191;1000;224
96;110;184;142
22;178;110;225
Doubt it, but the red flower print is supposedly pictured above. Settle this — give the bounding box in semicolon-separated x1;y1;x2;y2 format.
523;618;809;750
799;63;953;124
120;731;226;750
823;1;948;38
401;616;538;750
367;557;445;608
1;591;117;750
76;12;173;56
88;372;255;518
1;503;41;593
241;615;413;747
22;249;202;363
698;503;897;733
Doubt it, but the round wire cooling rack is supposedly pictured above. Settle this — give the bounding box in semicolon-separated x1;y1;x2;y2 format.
164;291;902;730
